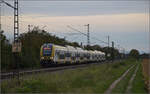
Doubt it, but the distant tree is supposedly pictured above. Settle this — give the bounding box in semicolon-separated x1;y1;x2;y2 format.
129;49;139;59
70;42;80;47
84;45;93;50
0;30;8;44
84;45;102;51
92;45;102;51
0;31;13;71
140;53;149;59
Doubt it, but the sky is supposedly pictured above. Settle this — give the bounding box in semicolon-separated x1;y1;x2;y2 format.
1;0;149;53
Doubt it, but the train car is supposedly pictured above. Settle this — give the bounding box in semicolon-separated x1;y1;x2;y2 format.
40;43;67;66
66;45;77;64
90;51;95;62
76;47;82;63
40;43;106;67
101;52;106;61
86;50;91;63
76;47;84;63
54;44;67;64
40;43;54;66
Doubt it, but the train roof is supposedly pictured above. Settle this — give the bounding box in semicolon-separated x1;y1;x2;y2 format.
66;45;76;49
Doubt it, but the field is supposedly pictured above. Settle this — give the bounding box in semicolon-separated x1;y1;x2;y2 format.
112;63;136;93
131;62;147;93
1;59;148;93
142;59;150;93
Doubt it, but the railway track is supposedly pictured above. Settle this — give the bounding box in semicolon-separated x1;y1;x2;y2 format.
1;61;109;80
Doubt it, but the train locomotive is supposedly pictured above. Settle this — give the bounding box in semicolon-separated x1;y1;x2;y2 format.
40;43;105;66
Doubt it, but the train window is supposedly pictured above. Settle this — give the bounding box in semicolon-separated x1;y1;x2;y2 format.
59;53;65;59
55;50;59;55
71;57;75;60
84;54;86;57
65;52;71;57
77;53;80;57
43;45;52;56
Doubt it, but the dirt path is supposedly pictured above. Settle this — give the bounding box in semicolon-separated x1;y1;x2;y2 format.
104;65;135;94
125;64;139;93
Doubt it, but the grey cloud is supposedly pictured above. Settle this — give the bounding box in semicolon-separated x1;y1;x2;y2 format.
2;1;149;16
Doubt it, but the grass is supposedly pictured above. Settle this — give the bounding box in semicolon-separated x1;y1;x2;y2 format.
131;62;148;93
1;59;137;93
112;60;148;94
112;63;137;93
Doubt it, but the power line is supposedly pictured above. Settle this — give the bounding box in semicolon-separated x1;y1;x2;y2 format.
91;36;108;45
1;0;15;9
67;25;87;36
67;25;108;46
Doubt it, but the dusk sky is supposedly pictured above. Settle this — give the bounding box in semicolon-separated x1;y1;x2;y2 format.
1;0;149;53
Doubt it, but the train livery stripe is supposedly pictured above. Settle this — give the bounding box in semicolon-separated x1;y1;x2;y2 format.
51;45;55;58
40;46;43;57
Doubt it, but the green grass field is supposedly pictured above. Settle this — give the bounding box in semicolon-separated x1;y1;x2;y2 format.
111;63;136;93
131;63;148;93
112;60;147;94
1;59;145;93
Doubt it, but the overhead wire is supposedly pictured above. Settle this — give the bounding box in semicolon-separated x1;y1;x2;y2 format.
67;25;126;53
67;25;108;45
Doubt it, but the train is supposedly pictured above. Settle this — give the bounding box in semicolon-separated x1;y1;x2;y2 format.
40;43;106;66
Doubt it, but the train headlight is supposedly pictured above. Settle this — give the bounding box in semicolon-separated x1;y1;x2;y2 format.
50;57;53;59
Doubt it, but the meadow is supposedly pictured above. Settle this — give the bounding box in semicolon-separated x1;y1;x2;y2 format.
1;59;147;93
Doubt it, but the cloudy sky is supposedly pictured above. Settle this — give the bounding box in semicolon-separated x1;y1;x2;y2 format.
1;0;149;53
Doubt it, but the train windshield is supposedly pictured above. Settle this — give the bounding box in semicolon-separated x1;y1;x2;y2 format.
43;45;52;56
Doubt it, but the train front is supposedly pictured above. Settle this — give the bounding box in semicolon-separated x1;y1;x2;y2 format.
40;43;54;66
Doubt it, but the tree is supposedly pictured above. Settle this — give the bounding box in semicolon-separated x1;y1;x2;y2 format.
129;49;139;59
0;31;13;71
140;53;149;59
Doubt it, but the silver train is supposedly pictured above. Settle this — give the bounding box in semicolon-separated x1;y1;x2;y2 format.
40;43;105;66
